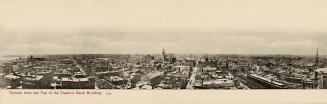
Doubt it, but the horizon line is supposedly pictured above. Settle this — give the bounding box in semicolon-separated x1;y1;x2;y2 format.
1;53;326;57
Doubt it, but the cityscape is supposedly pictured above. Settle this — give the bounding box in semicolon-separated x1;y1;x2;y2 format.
1;1;327;104
0;48;326;90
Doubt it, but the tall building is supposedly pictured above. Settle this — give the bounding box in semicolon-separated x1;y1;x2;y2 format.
315;68;327;89
162;48;166;61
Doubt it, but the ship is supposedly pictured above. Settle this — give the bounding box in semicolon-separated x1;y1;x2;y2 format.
247;73;289;89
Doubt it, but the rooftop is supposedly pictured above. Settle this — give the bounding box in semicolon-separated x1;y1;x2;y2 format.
315;68;327;73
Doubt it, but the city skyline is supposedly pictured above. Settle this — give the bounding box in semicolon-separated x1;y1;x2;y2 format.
2;1;327;104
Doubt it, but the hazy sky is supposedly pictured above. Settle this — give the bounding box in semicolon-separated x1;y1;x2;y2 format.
0;0;327;55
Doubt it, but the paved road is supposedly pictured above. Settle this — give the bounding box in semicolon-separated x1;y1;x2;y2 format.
186;67;198;89
73;60;86;75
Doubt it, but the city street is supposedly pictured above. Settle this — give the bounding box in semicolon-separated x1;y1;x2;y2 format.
186;67;198;89
73;59;86;75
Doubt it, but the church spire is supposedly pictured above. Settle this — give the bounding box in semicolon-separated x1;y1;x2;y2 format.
315;48;319;67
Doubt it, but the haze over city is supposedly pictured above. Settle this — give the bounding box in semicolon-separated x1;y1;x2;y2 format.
1;0;327;55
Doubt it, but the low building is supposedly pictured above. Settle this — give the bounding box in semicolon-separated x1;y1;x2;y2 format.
141;71;164;88
22;75;44;89
4;74;21;87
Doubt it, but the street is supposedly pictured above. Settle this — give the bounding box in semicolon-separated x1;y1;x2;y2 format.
186;67;198;89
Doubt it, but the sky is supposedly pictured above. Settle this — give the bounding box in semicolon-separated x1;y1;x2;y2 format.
0;0;327;55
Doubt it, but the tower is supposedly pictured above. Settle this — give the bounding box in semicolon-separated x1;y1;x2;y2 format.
204;54;209;62
162;48;166;61
315;48;319;68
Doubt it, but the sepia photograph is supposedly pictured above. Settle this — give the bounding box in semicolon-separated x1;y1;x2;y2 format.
0;0;327;104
